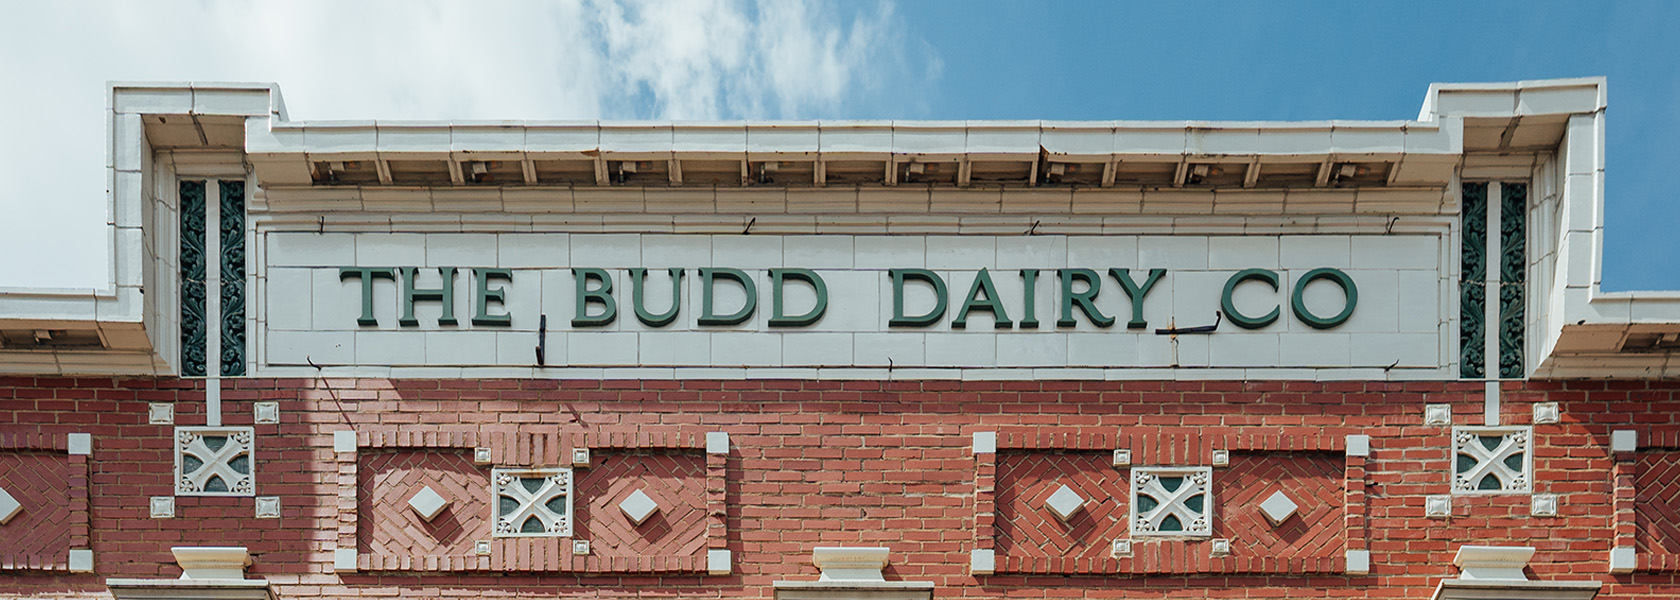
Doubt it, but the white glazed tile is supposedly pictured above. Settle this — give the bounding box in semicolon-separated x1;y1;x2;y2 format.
571;234;641;268
355;331;427;365
712;236;783;270
926;236;997;270
498;233;570;268
356;233;426;267
426;331;498;365
268;233;355;267
1138;236;1207;269
854;236;925;269
710;332;781;366
782;235;855;269
266;269;314;330
426;234;498;267
925;333;996;367
853;333;925;366
782;333;853;366
1280;235;1351;269
565;332;639;365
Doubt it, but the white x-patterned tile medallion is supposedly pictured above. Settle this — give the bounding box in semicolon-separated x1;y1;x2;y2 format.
174;427;255;496
1130;466;1213;537
491;467;574;537
1452;426;1532;494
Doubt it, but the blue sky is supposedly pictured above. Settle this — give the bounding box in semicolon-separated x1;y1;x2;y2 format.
874;2;1680;291
0;1;1675;290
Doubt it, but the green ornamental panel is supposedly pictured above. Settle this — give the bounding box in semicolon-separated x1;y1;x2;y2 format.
1499;183;1527;379
218;180;247;376
1459;182;1487;379
179;180;207;377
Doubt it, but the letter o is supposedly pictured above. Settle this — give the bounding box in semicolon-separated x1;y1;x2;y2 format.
1291;268;1358;329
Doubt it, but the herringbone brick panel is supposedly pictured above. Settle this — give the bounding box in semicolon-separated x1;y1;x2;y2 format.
0;451;69;561
1215;452;1344;559
1637;451;1680;554
359;450;487;556
995;451;1127;560
576;451;706;558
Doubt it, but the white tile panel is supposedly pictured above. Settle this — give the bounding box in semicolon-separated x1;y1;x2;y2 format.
566;332;639;365
712;236;783;269
269;233;355;267
638;331;710;366
425;234;498;267
357;233;427;266
782;236;855;269
782;333;853;366
498;233;569;268
1279;235;1351;269
268;330;354;365
266;269;314;330
711;332;781;366
926;236;996;270
926;333;996;367
853;332;924;366
426;331;498;365
356;331;426;365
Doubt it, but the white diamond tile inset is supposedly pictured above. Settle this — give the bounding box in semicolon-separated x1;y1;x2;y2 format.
619;489;660;525
409;485;450;521
492;467;573;537
0;486;21;524
1452;426;1532;494
1259;490;1299;525
1130;467;1213;537
174;427;255;497
1045;484;1085;521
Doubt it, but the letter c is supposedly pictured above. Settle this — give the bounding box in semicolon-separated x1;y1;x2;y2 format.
1220;268;1280;329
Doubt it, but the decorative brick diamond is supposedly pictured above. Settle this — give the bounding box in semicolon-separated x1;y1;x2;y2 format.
174;427;255;497
618;489;659;525
491;467;572;537
1045;484;1085;521
0;486;20;525
408;485;450;521
1259;490;1299;525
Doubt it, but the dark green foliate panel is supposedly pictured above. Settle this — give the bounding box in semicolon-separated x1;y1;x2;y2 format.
180;180;208;377
1460;183;1487;379
1499;183;1527;379
219;180;247;376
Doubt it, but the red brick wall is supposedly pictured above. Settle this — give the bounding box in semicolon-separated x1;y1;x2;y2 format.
0;377;1678;598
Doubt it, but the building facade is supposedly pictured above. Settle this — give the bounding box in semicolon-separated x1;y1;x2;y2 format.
0;78;1675;599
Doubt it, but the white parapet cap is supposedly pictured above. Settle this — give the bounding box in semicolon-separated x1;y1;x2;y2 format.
775;546;934;600
1453;545;1536;581
812;546;891;582
171;547;254;580
106;545;276;600
1430;545;1603;600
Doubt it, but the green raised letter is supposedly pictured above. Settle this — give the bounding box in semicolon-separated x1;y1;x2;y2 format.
1057;268;1114;327
699;268;757;326
339;267;396;326
1109;268;1166;329
1221;268;1280;329
889;269;947;327
1291;268;1358;329
572;267;616;327
1019;269;1040;329
400;267;458;327
953;268;1011;329
630;267;683;327
471;268;514;327
769;268;828;327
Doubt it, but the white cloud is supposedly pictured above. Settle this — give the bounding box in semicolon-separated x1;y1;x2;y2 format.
0;0;929;287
